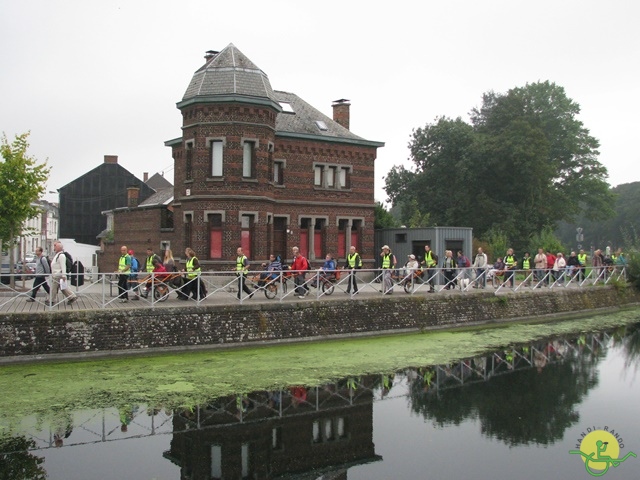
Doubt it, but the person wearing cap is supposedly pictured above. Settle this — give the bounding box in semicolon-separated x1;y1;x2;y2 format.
405;254;419;275
404;254;420;285
116;245;131;302
380;245;397;294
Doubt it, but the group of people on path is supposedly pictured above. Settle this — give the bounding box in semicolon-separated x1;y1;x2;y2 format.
27;240;626;305
237;245;362;300
116;246;207;302
25;241;77;305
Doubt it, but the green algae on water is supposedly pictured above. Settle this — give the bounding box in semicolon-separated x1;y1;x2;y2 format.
1;308;639;424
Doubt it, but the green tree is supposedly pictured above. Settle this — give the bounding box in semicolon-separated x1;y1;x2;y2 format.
374;201;399;229
385;81;614;252
0;132;50;284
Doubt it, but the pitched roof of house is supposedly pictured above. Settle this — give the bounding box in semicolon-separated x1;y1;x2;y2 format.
274;91;371;143
138;187;173;208
145;172;172;191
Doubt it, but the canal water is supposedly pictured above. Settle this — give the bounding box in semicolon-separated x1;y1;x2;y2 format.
1;309;640;479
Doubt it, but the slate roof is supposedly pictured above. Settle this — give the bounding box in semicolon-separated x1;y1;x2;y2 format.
138;187;173;208
173;43;384;148
182;43;277;103
145;172;172;191
274;91;367;142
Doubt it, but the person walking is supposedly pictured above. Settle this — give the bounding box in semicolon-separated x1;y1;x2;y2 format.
442;250;457;290
127;249;141;300
380;245;396;294
472;247;488;288
50;241;77;305
116;245;131;303
291;246;308;298
534;248;547;286
344;245;362;295
504;248;518;288
26;246;51;302
145;247;162;274
235;247;254;300
184;248;207;300
421;245;438;293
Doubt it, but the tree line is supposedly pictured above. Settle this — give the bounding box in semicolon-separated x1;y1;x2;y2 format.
380;81;614;254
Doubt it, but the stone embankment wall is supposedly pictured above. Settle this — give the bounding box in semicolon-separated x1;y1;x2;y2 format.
1;287;639;361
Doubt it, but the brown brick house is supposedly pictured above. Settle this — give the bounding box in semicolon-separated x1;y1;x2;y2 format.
101;43;383;270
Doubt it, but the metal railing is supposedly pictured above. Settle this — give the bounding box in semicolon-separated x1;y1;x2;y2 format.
0;265;627;310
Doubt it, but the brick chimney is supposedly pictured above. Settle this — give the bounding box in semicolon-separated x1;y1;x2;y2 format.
143;172;149;182
104;155;118;164
127;186;140;208
332;99;351;130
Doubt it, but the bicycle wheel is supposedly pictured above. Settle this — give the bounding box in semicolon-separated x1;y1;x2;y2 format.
154;285;170;302
264;283;277;299
403;279;414;294
321;280;334;295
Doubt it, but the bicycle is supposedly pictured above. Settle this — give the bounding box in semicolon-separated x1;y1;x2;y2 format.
391;269;424;293
247;272;290;299
309;270;339;295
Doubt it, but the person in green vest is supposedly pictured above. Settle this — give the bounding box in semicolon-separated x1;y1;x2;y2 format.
183;247;207;301
116;245;131;303
520;252;532;286
343;245;362;294
577;249;588;282
380;245;397;294
421;245;438;293
235;246;254;300
503;248;517;288
141;247;162;298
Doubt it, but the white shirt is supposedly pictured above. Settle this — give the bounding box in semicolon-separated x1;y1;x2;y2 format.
51;251;67;278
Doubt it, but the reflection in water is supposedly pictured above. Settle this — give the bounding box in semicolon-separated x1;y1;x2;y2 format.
1;323;639;479
407;335;605;446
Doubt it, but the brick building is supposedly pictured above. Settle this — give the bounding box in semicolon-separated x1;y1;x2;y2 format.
101;43;383;271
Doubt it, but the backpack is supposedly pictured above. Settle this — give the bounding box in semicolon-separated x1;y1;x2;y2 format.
63;251;73;273
130;256;139;273
42;255;52;274
464;256;471;268
305;257;311;270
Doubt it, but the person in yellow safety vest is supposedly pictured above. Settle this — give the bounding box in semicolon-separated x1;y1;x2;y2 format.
380;245;397;294
343;245;362;294
421;245;438;293
520;252;532;286
503;248;517;288
181;247;207;301
235;246;254;300
116;245;131;303
577;249;588;282
141;247;162;298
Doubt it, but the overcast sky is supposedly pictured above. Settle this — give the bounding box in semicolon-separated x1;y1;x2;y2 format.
1;0;638;205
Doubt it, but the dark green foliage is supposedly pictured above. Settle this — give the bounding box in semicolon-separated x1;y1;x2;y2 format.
374;201;399;229
385;81;614;252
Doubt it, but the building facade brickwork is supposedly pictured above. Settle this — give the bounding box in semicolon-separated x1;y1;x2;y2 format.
101;43;383;271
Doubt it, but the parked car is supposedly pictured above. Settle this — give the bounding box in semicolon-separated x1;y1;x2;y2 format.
24;253;36;263
14;261;35;279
